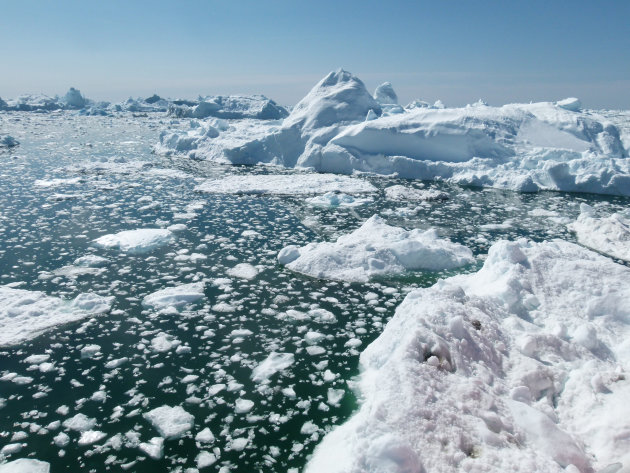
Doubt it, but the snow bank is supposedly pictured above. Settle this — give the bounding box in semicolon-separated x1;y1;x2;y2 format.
144;405;194;439
195;173;376;195
279;215;473;282
142;282;206;309
305;239;630;473
93;229;174;254
0;459;50;473
159;69;630;196
0;286;113;346
568;204;630;261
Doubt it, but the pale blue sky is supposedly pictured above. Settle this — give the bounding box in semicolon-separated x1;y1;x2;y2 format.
1;0;629;108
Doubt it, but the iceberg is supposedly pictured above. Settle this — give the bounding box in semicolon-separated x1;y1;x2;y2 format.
159;69;630;196
278;215;473;282
568;203;630;261
0;459;50;473
92;228;174;254
142;282;206;309
305;239;630;473
0;286;113;346
167;94;288;120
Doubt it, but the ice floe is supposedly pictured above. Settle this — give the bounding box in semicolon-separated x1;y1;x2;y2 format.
195;173;376;195
142;282;206;309
568;203;630;261
92;228;174;254
143;405;195;439
167;94;288;120
0;459;50;473
306;239;630;473
0;286;114;346
278;215;473;282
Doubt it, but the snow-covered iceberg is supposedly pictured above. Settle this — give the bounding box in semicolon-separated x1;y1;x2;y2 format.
92;229;174;254
159;69;630;196
305;239;630;473
168;94;288;120
278;215;473;282
568;203;630;261
0;286;114;346
142;282;206;309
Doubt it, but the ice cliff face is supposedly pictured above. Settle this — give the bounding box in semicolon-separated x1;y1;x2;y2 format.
157;69;630;196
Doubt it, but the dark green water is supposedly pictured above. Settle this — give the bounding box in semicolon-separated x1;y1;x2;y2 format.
0;112;628;472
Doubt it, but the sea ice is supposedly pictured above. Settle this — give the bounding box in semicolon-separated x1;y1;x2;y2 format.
195;173;376;195
226;263;259;280
251;352;295;383
143;405;195;440
0;459;50;473
568;203;630;261
92;229;174;254
142;282;206;309
0;286;113;346
305;239;630;473
279;215;473;282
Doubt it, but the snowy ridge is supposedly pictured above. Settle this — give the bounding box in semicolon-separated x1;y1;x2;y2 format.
156;69;630;196
305;239;630;473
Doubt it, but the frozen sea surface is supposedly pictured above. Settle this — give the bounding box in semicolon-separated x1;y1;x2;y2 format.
0;111;628;472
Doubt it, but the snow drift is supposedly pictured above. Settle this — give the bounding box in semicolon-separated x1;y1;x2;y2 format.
157;69;630;196
305;239;630;473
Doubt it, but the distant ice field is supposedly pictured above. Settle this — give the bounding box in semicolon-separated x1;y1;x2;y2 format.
0;110;628;473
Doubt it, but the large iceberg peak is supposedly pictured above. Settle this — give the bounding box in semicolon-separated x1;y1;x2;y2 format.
374;81;398;105
286;69;381;130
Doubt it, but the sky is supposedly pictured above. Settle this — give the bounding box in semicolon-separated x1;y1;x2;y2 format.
1;0;629;108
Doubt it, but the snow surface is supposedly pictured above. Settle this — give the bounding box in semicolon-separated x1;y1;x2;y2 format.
0;286;113;346
158;69;630;196
195;173;376;195
92;228;174;254
143;405;195;440
279;215;473;282
305;239;630;473
568;204;630;261
0;459;50;473
142;282;206;309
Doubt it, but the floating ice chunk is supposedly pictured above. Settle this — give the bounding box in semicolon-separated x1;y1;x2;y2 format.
143;405;194;440
104;357;128;369
305;192;370;208
138;437;164;460
226;263;259;280
0;459;50;473
93;229;174;254
195;173;376;196
280;215;473;282
568;204;630;261
63;413;96;432
234;399;254;414
142;282;205;309
1;444;23;455
150;333;181;352
53;432;70;447
251;352;295;383
78;430;107;446
384;185;449;202
73;255;109;267
229;437;250;452
24;354;50;365
196;451;217;469
306;239;630;473
80;344;101;359
34;177;82;188
195;428;215;444
0;286;113;346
